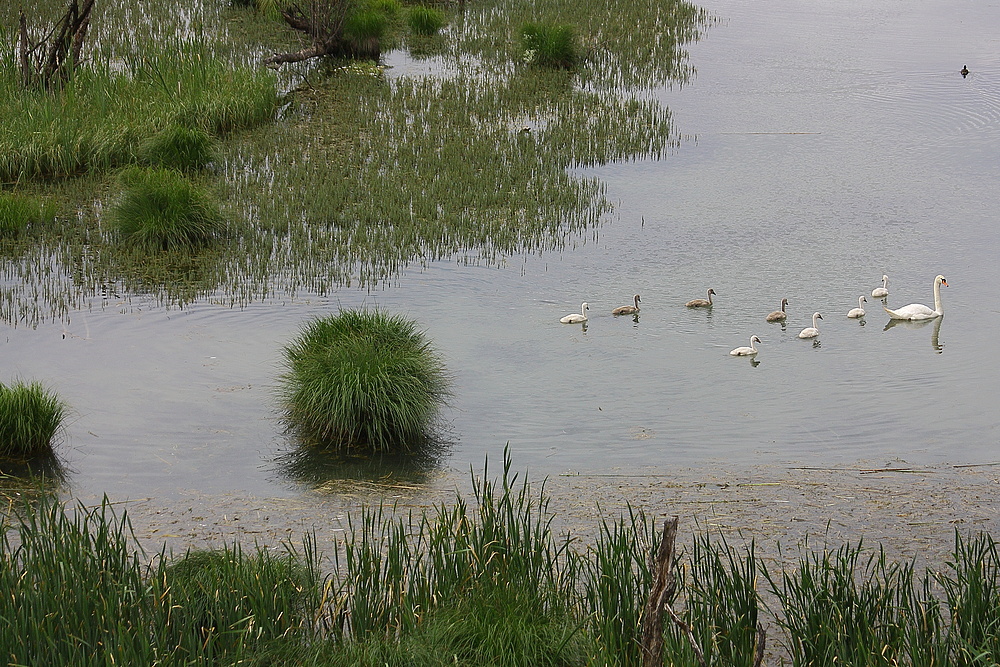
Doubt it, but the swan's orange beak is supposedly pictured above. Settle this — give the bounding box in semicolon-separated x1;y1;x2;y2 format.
942;279;949;287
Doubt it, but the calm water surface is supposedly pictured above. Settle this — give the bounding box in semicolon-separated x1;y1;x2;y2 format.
5;0;1000;501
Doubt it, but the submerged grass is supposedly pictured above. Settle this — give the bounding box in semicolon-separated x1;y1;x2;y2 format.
0;380;67;458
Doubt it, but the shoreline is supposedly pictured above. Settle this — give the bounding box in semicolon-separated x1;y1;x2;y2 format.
108;460;1000;569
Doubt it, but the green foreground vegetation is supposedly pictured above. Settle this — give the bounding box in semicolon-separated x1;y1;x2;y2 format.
1;459;997;666
0;0;708;326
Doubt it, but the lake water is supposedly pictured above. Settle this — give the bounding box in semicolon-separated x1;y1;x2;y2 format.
5;0;1000;501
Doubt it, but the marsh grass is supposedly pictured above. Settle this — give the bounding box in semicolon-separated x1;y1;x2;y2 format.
279;309;449;452
0;0;707;325
408;6;446;36
137;124;218;171
521;22;578;69
1;463;999;665
0;192;56;238
111;166;225;251
0;380;67;459
937;532;1000;662
0;496;324;665
159;542;323;659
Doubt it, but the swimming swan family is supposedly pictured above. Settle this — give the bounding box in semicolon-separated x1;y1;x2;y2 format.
560;274;948;354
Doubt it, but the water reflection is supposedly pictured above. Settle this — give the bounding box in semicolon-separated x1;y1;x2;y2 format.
883;316;945;354
0;454;67;504
274;437;452;490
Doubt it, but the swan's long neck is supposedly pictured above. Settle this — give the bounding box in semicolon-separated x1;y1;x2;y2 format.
750;336;758;352
707;290;713;305
883;276;888;289
859;296;865;309
812;314;820;328
634;295;640;309
933;280;943;314
781;299;786;313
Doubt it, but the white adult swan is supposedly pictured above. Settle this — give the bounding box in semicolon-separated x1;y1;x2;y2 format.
686;288;716;308
872;275;889;298
884;275;948;320
798;312;823;339
612;294;641;316
765;298;788;322
847;295;867;318
730;335;762;356
560;302;589;323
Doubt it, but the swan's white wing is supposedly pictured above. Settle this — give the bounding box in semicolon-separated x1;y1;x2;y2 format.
883;303;935;320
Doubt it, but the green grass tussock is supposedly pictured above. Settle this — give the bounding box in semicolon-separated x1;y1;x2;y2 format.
521;22;579;69
137;124;218;172
279;309;449;452
0;380;67;458
110;166;225;252
408;6;446;36
0;192;56;239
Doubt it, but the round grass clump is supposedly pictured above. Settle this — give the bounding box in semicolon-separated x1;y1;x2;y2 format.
0;193;54;239
0;380;67;459
408;6;446;36
344;9;390;42
111;166;224;252
279;309;449;452
137;125;217;172
521;22;579;69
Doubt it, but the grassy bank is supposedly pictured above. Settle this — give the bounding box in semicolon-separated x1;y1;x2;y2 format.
2;459;997;666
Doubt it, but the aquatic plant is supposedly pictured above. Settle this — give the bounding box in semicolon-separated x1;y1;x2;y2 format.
521;22;579;69
0;193;54;238
344;8;390;53
161;544;322;658
408;6;445;36
0;496;323;665
370;0;402;18
110;166;225;251
137;125;217;172
0;380;67;458
0;48;277;182
279;309;449;452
